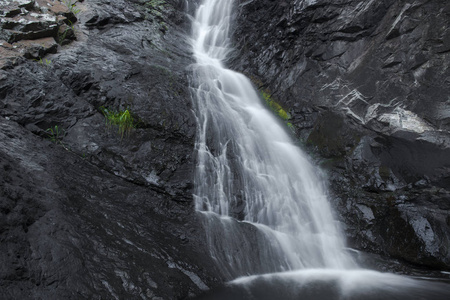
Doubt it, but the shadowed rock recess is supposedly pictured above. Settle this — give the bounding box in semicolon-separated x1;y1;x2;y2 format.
231;0;450;270
0;0;449;299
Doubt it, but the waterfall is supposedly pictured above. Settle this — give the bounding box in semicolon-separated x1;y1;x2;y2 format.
190;0;354;279
188;1;450;298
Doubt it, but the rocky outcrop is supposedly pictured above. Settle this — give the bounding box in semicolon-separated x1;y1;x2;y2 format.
1;0;224;298
231;0;450;270
0;0;82;69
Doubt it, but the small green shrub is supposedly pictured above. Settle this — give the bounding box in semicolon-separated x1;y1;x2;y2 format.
100;107;135;139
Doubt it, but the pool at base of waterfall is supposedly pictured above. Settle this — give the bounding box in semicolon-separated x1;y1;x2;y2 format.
192;269;450;300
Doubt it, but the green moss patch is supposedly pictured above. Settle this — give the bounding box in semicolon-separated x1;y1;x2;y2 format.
261;90;291;121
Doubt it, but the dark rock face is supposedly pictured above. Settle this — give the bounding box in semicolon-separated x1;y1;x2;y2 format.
1;0;223;298
1;0;449;297
231;0;450;270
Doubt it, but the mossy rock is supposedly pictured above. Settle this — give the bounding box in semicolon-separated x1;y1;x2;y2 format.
261;90;291;121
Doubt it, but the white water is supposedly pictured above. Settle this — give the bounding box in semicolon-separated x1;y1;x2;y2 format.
188;2;450;298
190;0;354;278
226;269;450;300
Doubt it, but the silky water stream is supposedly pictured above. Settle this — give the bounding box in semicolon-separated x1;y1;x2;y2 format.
188;0;450;298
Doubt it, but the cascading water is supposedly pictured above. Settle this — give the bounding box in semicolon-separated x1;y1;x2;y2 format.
190;0;354;278
189;0;450;298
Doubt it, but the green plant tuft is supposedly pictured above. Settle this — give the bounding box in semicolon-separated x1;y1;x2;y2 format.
100;107;135;139
45;125;65;143
58;19;76;45
63;0;81;15
36;57;52;66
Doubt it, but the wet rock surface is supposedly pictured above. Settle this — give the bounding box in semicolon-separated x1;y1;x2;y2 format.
231;0;450;270
1;0;223;298
1;0;450;298
0;0;83;69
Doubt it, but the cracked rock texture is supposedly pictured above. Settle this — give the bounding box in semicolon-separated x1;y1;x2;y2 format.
1;0;450;298
231;0;450;270
1;0;223;299
0;0;81;69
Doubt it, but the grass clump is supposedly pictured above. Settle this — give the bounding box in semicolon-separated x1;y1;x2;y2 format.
63;0;81;15
100;107;135;139
58;1;80;45
37;57;52;66
58;20;76;45
45;125;65;143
